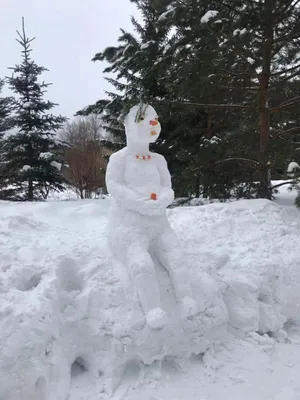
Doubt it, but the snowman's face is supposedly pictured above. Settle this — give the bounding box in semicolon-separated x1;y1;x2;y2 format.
124;104;161;144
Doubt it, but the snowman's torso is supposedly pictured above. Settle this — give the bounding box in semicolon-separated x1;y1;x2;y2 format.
123;152;161;197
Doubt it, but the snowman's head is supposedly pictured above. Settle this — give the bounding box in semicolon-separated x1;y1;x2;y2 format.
124;104;161;145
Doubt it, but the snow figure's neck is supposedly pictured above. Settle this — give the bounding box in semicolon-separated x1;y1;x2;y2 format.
126;140;150;157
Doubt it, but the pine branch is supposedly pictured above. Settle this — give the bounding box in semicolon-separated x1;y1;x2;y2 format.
271;126;300;138
271;180;295;190
278;0;300;17
220;86;260;92
279;69;300;84
274;28;300;44
271;63;300;77
221;69;258;78
270;96;300;112
215;158;260;166
191;157;260;172
153;99;256;110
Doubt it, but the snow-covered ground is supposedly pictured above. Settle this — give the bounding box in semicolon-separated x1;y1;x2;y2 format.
1;184;300;400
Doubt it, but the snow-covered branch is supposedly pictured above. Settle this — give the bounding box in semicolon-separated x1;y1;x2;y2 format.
271;180;295;190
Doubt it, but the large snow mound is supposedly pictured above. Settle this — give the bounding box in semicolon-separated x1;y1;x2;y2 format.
1;198;300;399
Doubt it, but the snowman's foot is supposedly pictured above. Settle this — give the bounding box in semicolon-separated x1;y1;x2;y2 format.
146;307;167;330
179;296;198;319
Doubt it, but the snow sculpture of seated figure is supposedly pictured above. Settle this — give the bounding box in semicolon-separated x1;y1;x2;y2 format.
106;103;198;329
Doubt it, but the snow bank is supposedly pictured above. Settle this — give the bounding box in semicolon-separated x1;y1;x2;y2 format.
170;200;300;335
0;199;226;400
1;198;300;400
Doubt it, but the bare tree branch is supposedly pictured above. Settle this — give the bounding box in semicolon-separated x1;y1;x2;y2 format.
191;157;260;172
270;96;300;113
153;99;255;110
271;126;300;138
59;115;109;198
215;158;260;166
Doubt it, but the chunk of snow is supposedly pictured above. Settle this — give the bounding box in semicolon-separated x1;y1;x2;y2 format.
21;165;31;172
39;152;53;160
233;28;247;36
23;102;31;109
50;160;62;171
158;6;176;22
219;39;228;47
247;57;255;64
140;41;153;50
163;44;171;54
287;161;300;173
201;10;219;23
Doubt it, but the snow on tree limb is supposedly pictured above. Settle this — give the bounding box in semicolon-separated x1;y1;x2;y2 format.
287;161;300;173
201;10;219;23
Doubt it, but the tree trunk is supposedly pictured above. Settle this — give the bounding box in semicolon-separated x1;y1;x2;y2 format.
206;110;213;138
203;110;213;198
28;176;33;201
195;173;200;198
258;74;271;199
258;0;273;200
28;143;34;201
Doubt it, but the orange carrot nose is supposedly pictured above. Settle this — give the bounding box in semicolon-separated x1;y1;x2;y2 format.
150;120;158;126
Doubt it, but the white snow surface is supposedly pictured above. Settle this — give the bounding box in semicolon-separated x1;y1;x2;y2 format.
201;10;219;23
1;194;300;399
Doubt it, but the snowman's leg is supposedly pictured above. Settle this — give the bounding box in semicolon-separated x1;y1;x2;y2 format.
126;236;166;329
154;225;198;318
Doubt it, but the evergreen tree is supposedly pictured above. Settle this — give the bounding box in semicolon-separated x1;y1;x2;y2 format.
0;79;13;138
0;19;67;201
160;0;300;199
79;0;300;200
0;79;13;189
78;0;220;196
78;0;254;198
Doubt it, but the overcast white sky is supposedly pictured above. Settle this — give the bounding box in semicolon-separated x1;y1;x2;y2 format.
0;0;139;117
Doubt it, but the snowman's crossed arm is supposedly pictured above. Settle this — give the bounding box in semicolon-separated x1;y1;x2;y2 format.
105;151;146;212
155;154;175;207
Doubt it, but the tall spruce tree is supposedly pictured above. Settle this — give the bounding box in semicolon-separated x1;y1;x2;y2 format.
78;0;251;198
1;19;67;201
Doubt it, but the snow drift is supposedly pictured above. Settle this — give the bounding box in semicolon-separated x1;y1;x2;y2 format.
1;198;300;400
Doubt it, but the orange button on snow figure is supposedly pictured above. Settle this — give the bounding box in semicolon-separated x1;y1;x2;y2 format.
150;192;157;201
